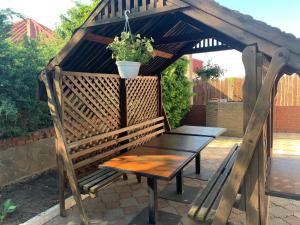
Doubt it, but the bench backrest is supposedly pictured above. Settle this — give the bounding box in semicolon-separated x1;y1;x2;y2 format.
57;71;165;177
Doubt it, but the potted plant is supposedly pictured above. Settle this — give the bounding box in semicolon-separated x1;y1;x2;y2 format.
107;31;154;79
195;60;225;81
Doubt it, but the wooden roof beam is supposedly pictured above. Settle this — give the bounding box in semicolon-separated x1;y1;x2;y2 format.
154;33;212;45
182;45;233;54
180;0;300;71
84;33;174;59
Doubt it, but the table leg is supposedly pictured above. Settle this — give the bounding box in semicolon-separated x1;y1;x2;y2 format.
195;153;201;174
176;170;183;195
147;177;158;224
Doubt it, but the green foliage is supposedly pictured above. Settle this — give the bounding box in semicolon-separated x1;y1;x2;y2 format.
196;60;225;81
56;0;101;39
107;32;154;64
0;10;61;139
0;199;17;222
162;58;193;128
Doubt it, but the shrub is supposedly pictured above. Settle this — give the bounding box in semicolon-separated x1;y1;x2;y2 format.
161;58;193;128
0;199;17;222
0;9;60;139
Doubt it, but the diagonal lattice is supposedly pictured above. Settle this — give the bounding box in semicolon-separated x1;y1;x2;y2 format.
62;72;121;144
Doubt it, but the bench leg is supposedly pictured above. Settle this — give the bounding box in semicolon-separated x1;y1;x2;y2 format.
147;177;158;224
195;153;201;174
123;174;128;180
57;156;66;217
136;175;142;183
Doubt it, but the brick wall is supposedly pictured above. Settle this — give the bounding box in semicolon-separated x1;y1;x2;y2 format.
0;128;56;187
274;106;300;133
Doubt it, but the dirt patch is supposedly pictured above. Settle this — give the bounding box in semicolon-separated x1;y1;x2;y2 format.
0;170;70;225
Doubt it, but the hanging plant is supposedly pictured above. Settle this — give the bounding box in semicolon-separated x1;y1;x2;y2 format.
195;61;225;81
107;11;155;79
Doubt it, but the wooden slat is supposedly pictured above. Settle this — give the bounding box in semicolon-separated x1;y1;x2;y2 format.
89;171;122;193
195;149;238;221
68;116;164;148
84;33;174;59
73;129;165;169
188;144;238;218
118;0;122;17
70;122;164;159
79;169;111;186
83;170;116;191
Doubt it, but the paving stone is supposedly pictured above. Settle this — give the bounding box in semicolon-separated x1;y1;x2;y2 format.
270;205;293;218
136;195;148;204
104;208;124;220
119;191;132;199
115;185;131;193
291;200;300;208
132;188;148;197
101;193;120;202
176;205;190;216
158;199;169;208
105;201;120;209
294;211;300;219
285;203;300;212
272;197;292;207
270;218;289;225
161;206;178;214
284;215;300;225
120;197;138;207
123;205;139;215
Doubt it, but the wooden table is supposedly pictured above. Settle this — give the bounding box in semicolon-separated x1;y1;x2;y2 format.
144;134;213;178
100;147;195;225
168;125;226;138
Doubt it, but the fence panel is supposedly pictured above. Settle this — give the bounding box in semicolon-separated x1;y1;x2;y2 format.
193;74;300;106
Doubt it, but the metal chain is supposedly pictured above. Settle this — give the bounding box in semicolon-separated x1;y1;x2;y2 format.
123;10;132;34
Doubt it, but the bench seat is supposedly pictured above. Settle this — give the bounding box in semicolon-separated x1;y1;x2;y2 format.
188;144;240;222
78;168;123;195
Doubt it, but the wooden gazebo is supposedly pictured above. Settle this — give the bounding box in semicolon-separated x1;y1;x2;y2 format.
40;0;300;225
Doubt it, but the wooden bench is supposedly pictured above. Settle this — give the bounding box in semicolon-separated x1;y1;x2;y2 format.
188;144;240;223
41;71;167;225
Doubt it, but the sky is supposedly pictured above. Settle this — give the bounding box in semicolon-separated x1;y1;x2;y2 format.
1;0;300;77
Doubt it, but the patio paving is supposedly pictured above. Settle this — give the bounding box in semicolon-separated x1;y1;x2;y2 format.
44;134;300;225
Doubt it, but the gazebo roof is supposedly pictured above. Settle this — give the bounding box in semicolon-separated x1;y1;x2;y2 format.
47;0;300;75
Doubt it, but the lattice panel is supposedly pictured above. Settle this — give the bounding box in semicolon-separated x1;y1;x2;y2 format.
126;76;159;126
61;72;121;144
126;76;160;149
58;73;161;177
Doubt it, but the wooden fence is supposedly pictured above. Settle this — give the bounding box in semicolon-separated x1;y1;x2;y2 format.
193;74;300;106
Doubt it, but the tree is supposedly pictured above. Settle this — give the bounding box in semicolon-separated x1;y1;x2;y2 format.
0;9;60;138
161;58;193;128
56;0;101;39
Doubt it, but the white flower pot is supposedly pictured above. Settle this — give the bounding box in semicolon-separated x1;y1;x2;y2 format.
116;61;141;79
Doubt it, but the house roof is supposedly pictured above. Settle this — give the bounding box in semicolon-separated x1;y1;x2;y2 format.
12;18;53;42
46;0;300;75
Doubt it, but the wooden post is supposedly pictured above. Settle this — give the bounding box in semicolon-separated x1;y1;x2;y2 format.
53;67;66;217
242;45;265;225
212;48;289;225
41;71;89;225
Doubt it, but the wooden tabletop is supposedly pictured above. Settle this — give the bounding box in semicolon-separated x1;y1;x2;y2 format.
100;147;195;180
169;125;226;138
144;134;213;153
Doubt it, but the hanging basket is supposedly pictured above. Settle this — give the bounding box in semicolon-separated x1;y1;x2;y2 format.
116;61;141;79
107;10;154;79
